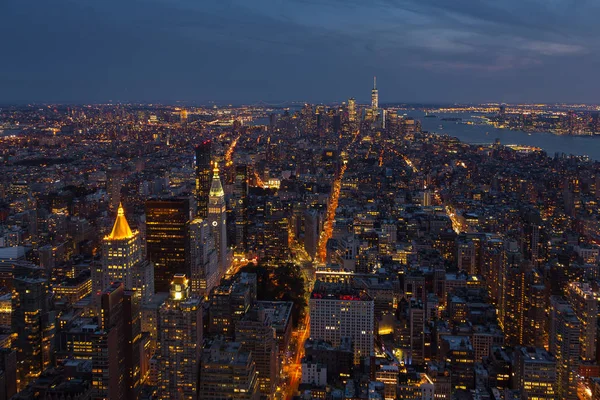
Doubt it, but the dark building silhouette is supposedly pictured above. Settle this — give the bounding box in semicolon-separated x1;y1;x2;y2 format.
145;198;191;293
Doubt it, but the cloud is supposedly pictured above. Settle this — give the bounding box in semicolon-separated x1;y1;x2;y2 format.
0;0;600;103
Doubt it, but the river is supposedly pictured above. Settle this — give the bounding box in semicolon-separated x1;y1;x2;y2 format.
404;110;600;161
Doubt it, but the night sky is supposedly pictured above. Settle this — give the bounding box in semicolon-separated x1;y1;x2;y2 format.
1;0;598;104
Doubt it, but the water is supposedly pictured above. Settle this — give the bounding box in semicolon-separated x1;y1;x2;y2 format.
404;110;600;161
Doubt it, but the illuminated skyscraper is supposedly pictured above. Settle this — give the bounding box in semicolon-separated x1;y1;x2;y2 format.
189;218;218;297
208;165;228;276
158;274;203;400
348;98;357;123
195;141;212;219
146;198;191;293
12;276;54;391
565;282;598;361
107;165;123;212
101;204;154;302
234;165;249;254
549;296;580;400
371;76;378;110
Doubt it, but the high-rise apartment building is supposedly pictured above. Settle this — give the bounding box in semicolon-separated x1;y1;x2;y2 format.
565;281;598;361
158;274;203;400
309;281;374;364
549;296;580;400
145;198;190;293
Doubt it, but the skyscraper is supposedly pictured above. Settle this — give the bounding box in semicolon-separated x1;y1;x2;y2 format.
158;274;203;400
107;165;123;212
549;296;580;400
348;98;357;123
189;218;219;297
208;165;228;276
94;282;127;400
101;203;154;302
195;141;212;219
234;165;249;255
235;309;279;398
565;282;598;362
145;198;191;293
371;76;378;110
12;276;54;391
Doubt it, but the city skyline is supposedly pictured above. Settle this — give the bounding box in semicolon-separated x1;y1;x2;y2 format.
2;0;600;103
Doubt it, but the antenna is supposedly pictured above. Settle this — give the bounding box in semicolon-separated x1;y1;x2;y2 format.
373;76;377;90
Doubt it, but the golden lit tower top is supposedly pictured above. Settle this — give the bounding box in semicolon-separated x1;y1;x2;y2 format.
209;163;225;198
107;203;134;240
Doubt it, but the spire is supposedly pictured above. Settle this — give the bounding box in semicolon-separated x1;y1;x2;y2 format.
107;203;134;240
209;162;225;198
373;76;377;90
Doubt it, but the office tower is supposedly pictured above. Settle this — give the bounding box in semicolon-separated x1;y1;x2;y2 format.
189;218;218;297
348;98;357;123
549;296;580;400
565;281;598;361
371;76;378;110
234;165;248;254
207;165;228;276
235;309;279;398
107;165;123;212
209;273;257;338
146;198;190;293
94;282;127;400
101;203;154;302
198;340;260;400
123;290;142;399
195;141;212;219
158;274;203;400
513;347;556;400
309;281;374;364
12;276;54;391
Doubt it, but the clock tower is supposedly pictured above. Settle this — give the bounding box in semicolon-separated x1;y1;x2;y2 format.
208;163;228;278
